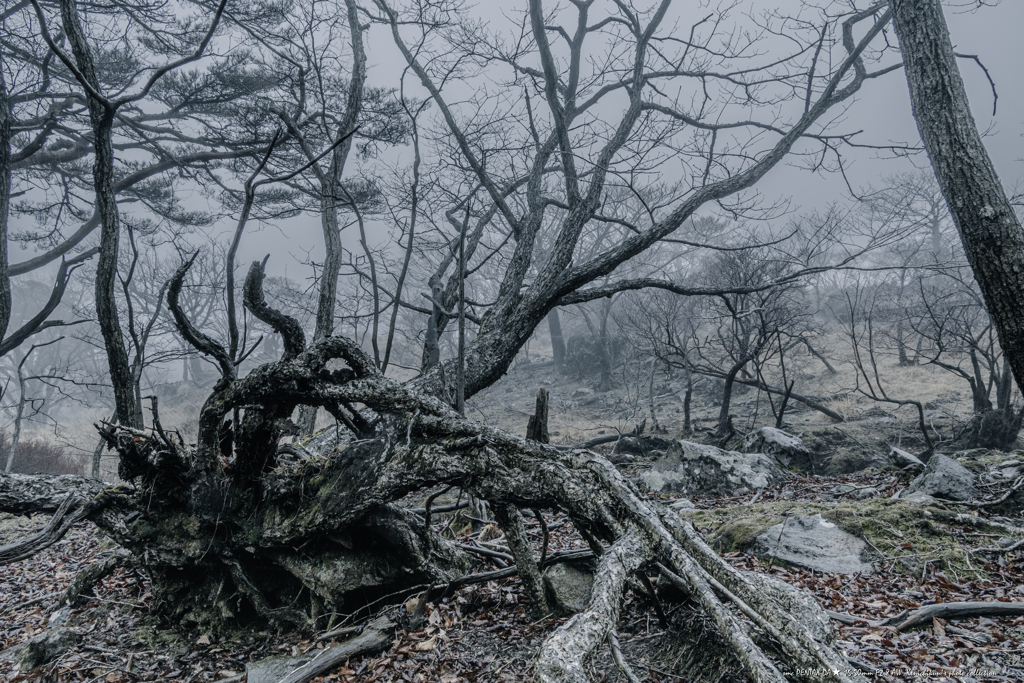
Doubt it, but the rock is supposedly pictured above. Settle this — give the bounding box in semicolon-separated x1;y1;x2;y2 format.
889;447;925;473
901;491;938;505
854;487;878;500
640;440;787;497
996;463;1022;480
825;450;892;475
751;514;873;574
16;627;81;670
742;572;833;644
668;498;696;512
906;453;978;502
247;651;320;683
742;427;813;471
543;561;595;614
47;606;71;628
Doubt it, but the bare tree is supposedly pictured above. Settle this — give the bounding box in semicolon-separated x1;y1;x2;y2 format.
910;265;1021;449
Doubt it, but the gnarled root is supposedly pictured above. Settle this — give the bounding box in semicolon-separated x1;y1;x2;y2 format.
536;533;645;683
2;329;868;681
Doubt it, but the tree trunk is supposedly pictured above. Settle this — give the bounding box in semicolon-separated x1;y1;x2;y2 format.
3;367;25;474
0;53;12;347
61;0;142;429
547;308;566;369
682;368;693;436
891;0;1024;397
526;388;550;444
896;319;911;366
717;360;746;438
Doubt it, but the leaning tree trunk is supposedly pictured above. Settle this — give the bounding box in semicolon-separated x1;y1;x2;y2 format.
890;0;1024;397
0;262;866;683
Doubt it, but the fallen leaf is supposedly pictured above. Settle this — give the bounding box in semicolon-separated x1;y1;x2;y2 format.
413;636;437;651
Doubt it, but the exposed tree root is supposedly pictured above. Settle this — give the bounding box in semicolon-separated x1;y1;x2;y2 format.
607;629;643;683
0;491;98;564
62;548;130;608
275;614;395;683
0;267;874;682
828;601;1024;631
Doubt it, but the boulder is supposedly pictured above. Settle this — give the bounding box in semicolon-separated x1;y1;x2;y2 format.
668;498;696;512
742;427;813;471
751;514;873;574
825;450;892;475
901;491;938;505
906;453;978;502
640;441;787;497
543;561;595;614
889;447;925;474
743;572;834;644
15;628;81;670
853;487;878;500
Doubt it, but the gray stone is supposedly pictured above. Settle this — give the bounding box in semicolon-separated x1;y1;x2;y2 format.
247;651;319;683
889;447;925;473
751;514;873;574
906;453;978;502
543;562;594;614
742;427;813;471
743;572;833;644
901;491;938;505
640;440;787;497
16;627;81;670
825;450;892;475
668;498;696;512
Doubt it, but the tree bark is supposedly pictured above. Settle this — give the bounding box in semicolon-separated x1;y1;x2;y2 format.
717;360;746;438
0;53;12;347
60;0;142;429
526;388;550;444
547;308;566;369
890;0;1024;397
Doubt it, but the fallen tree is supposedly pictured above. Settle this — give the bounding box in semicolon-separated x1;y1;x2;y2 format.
0;259;873;683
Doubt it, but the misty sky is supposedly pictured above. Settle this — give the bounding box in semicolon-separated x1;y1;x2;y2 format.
176;1;1024;280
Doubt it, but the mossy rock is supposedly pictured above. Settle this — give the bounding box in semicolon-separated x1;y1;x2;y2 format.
684;497;1011;579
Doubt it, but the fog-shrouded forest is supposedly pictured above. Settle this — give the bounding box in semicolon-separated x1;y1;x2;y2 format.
4;1;1024;682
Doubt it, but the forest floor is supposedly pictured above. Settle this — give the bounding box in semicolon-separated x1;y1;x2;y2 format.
3;356;1024;682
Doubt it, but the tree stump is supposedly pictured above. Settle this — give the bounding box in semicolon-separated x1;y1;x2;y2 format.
526;388;550;444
